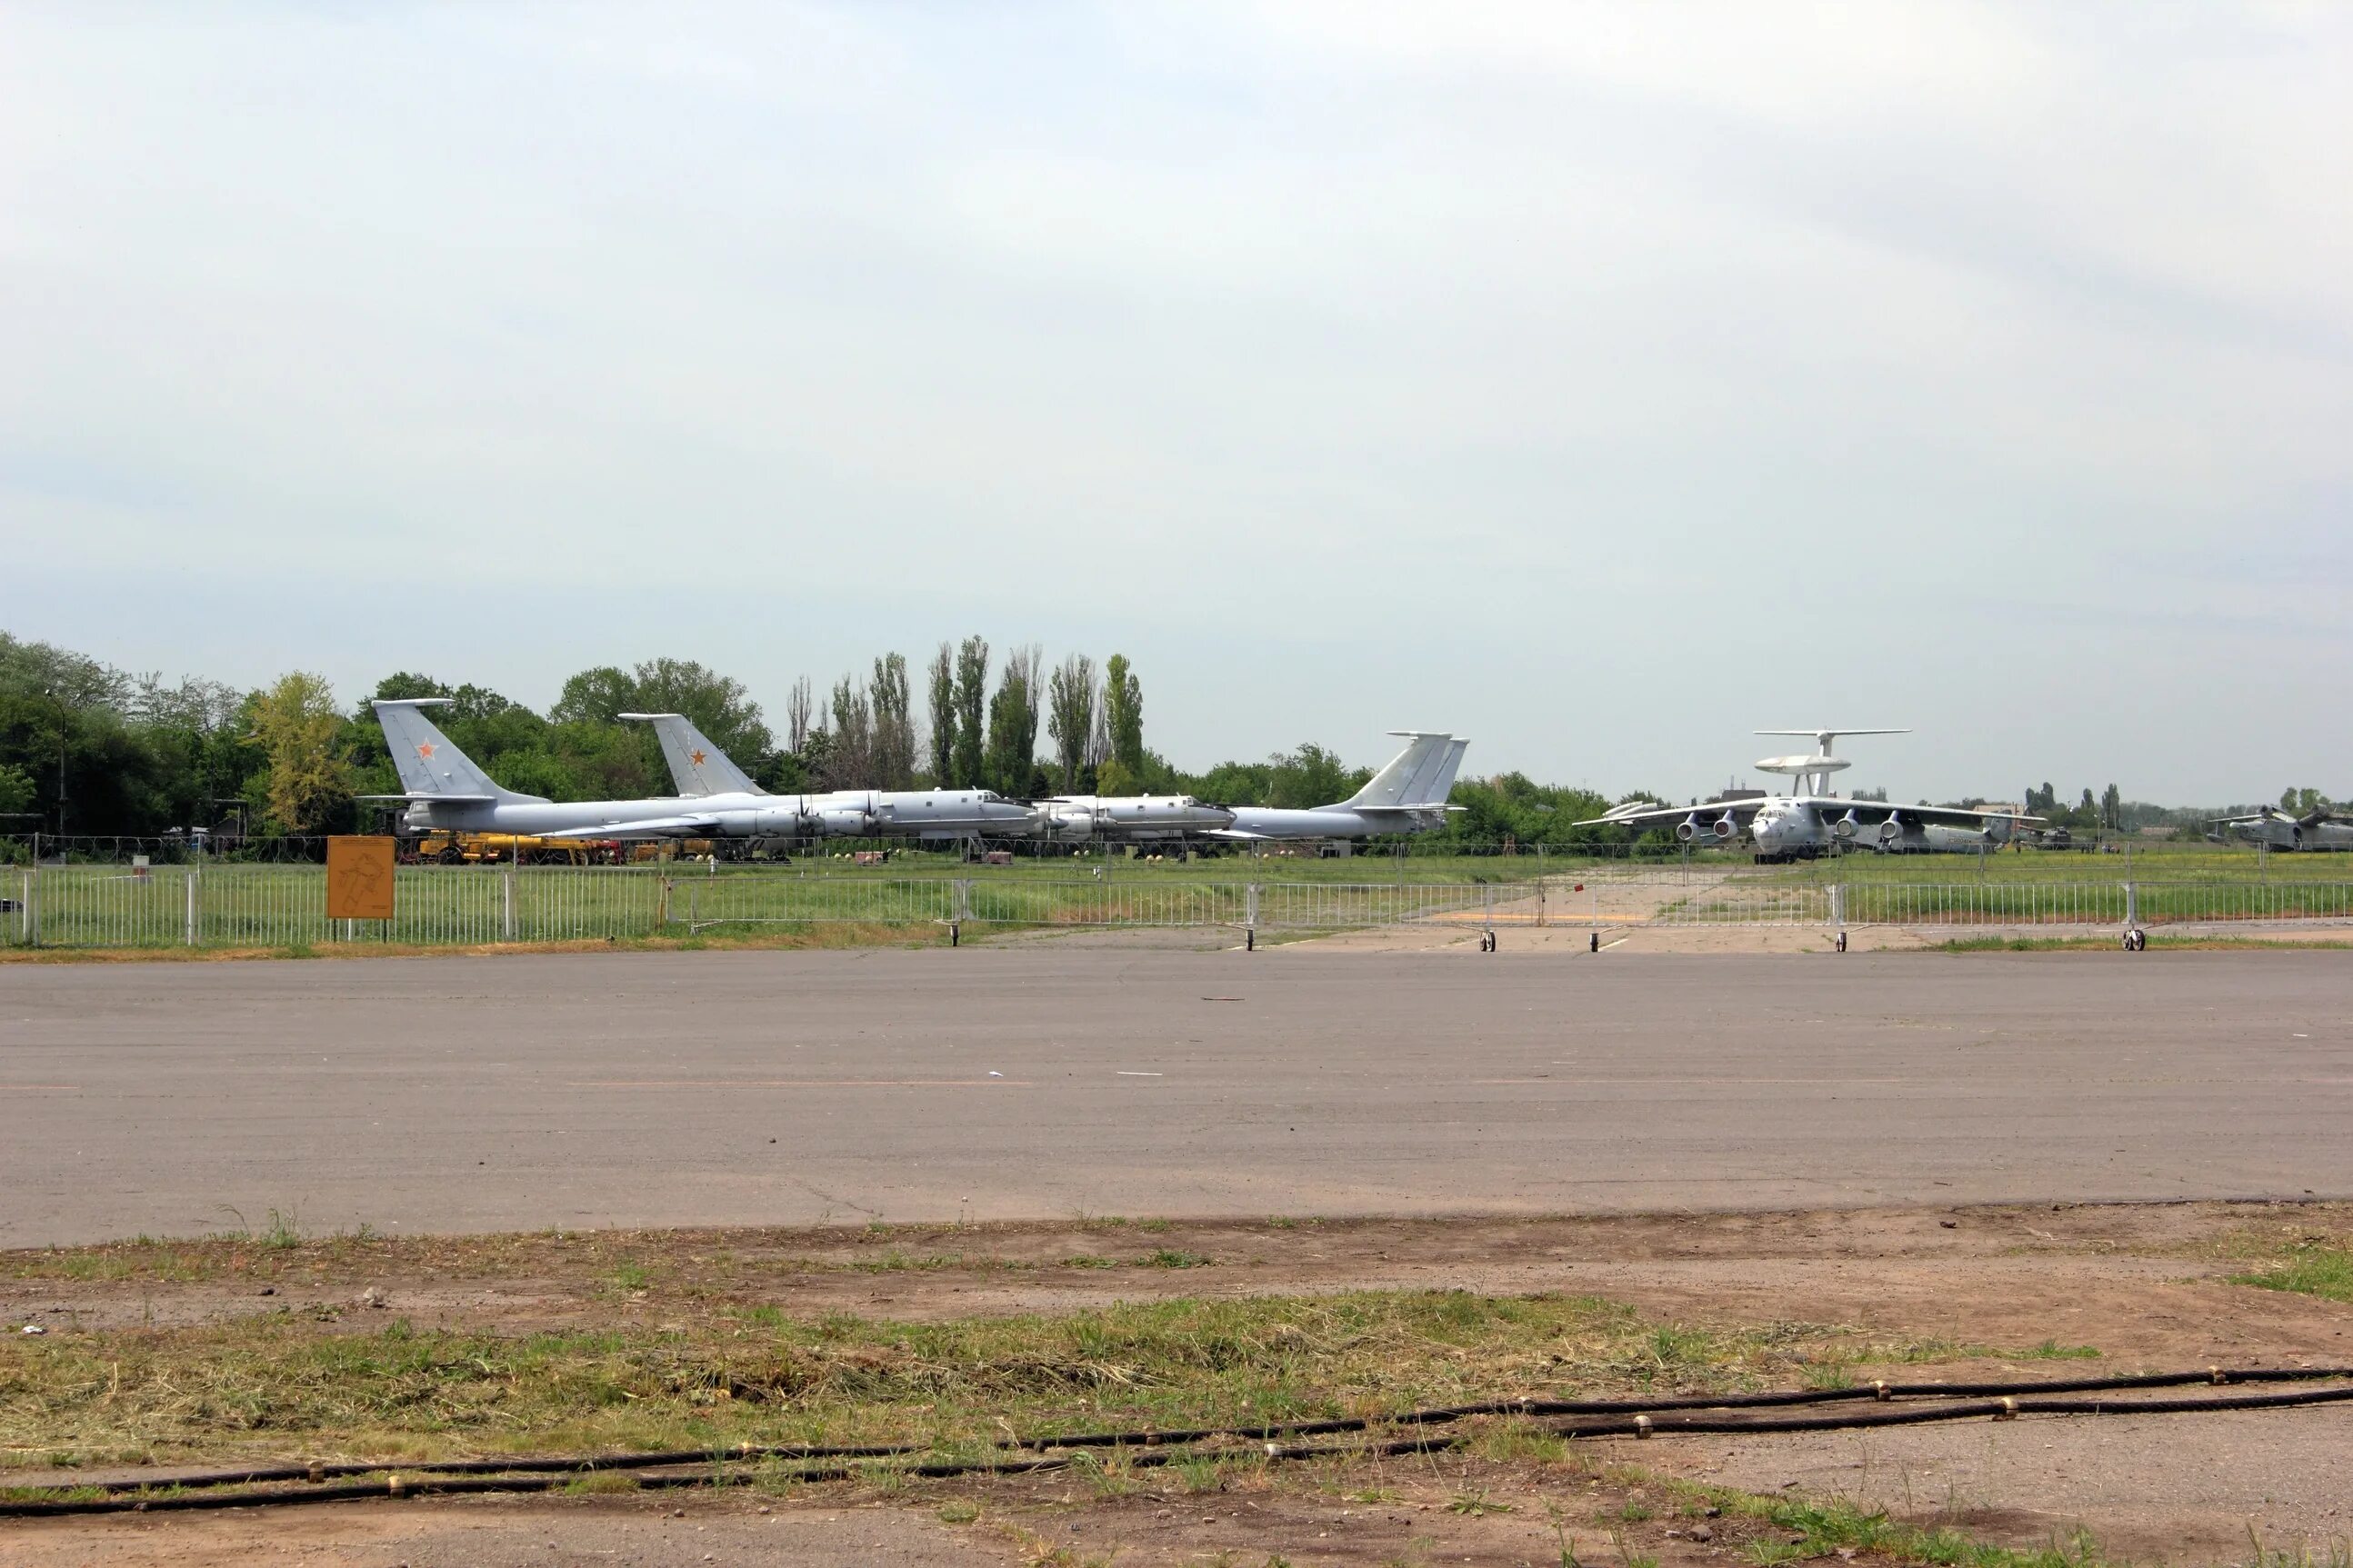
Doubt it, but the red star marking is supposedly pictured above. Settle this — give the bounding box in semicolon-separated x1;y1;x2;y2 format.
689;749;707;766
416;743;436;759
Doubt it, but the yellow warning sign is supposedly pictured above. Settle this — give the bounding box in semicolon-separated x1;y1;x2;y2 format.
325;835;397;921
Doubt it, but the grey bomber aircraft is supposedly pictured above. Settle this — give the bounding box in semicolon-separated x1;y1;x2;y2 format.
1577;729;2036;863
1208;732;1469;842
365;699;1033;842
628;711;1236;844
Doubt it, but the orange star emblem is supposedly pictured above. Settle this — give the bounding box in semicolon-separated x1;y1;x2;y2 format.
689;749;707;766
416;743;436;759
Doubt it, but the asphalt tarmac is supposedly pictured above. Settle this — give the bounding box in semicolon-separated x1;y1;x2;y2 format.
3;949;2348;1245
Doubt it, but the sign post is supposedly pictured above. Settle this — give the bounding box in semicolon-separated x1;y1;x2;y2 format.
325;835;397;937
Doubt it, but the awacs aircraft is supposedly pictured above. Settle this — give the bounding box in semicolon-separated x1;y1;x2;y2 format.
1208;733;1468;842
365;700;1032;843
1577;729;2035;863
2212;806;2353;851
632;711;1233;844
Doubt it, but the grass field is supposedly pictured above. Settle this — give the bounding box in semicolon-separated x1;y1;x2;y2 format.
0;1280;2088;1470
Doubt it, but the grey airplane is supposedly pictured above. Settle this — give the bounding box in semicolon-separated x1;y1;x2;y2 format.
1207;732;1469;842
1026;794;1236;842
1576;729;2038;863
366;700;1032;842
2212;805;2353;851
627;712;1235;844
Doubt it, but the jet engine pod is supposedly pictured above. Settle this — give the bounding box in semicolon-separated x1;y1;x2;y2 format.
1712;814;1738;842
1675;816;1701;844
1833;811;1860;840
1878;816;1905;845
814;807;876;835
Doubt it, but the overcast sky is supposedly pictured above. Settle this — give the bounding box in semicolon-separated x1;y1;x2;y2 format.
5;4;2348;803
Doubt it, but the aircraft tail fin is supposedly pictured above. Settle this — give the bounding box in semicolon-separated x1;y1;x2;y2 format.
1341;733;1456;811
371;700;544;803
1407;736;1470;808
618;714;765;797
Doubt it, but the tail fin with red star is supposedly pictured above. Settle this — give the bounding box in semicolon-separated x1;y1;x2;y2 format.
619;713;765;798
367;699;542;803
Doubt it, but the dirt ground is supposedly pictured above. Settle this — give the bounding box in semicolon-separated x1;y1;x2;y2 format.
9;1202;2353;1565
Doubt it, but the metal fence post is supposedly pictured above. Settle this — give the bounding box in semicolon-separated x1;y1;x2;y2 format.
2124;881;2137;927
954;878;973;924
1831;884;1845;930
502;858;517;943
185;864;197;947
26;857;38;947
1246;882;1260;933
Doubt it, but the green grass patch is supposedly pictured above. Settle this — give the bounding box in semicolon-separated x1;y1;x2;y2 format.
2229;1244;2353;1303
1620;1473;2113;1568
0;1290;2017;1470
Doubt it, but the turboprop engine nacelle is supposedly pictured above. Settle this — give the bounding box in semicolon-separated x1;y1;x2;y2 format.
1046;807;1097;840
813;807;876;835
709;809;813;838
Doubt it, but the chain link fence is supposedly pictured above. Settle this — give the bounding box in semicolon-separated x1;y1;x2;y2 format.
5;857;2350;950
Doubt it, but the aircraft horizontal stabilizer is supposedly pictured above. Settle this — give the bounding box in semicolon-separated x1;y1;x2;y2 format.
355;792;500;804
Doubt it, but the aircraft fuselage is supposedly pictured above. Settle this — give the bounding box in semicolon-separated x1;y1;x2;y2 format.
1747;798;2015;860
1220;806;1448;841
401;788;1033;841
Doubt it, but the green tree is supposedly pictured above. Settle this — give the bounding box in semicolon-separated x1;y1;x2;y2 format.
1045;653;1096;793
0;761;34;821
951;636;989;788
870;653;916;788
826;674;872;788
926;644;956;786
549;666;635;726
983;644;1041;796
250;672;351;834
1102;654;1143;777
1266;743;1362;809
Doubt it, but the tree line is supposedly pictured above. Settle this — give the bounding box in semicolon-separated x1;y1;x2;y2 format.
3;629;1619;845
15;628;2273;850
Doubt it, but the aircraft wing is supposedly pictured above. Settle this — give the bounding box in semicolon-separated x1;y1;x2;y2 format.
1795;799;2041;828
1200;828;1274;840
534;816;723;840
1568;801;1765;830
